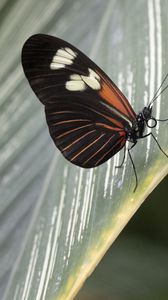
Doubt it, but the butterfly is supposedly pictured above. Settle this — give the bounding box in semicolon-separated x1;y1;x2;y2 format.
21;34;168;192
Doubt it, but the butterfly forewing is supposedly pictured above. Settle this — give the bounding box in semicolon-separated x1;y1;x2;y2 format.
22;34;136;167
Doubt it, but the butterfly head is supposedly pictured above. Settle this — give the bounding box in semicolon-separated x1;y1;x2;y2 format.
142;106;157;129
126;106;157;143
135;106;157;136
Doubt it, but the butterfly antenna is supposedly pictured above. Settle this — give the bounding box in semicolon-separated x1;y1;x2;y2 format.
149;83;168;110
148;72;168;109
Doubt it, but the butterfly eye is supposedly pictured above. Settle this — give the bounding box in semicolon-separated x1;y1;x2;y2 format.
146;117;157;128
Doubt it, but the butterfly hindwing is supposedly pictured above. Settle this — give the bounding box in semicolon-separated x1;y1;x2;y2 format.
45;101;126;167
22;34;135;167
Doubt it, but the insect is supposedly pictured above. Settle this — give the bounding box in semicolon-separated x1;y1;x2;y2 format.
22;34;168;192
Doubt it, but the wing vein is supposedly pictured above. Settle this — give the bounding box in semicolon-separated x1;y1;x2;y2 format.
71;133;105;161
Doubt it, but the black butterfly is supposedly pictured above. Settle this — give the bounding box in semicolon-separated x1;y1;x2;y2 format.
22;34;168;191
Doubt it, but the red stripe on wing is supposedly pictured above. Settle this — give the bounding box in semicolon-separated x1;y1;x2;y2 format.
98;71;136;121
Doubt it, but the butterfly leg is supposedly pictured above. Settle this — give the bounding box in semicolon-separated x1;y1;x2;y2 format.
150;133;168;157
115;145;126;168
143;132;168;158
128;142;138;192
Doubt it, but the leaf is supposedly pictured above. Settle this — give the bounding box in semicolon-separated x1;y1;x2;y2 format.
1;0;168;300
76;236;168;300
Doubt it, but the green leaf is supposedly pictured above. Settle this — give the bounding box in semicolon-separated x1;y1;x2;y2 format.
76;236;168;300
1;1;168;300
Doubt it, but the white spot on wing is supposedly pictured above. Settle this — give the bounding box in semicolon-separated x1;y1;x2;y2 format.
50;47;77;70
66;68;101;91
65;47;77;57
56;48;75;59
52;56;73;65
50;63;65;70
88;68;100;80
70;74;81;80
66;80;86;91
81;74;100;90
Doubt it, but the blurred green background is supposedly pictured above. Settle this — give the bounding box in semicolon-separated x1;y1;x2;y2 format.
76;175;168;300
